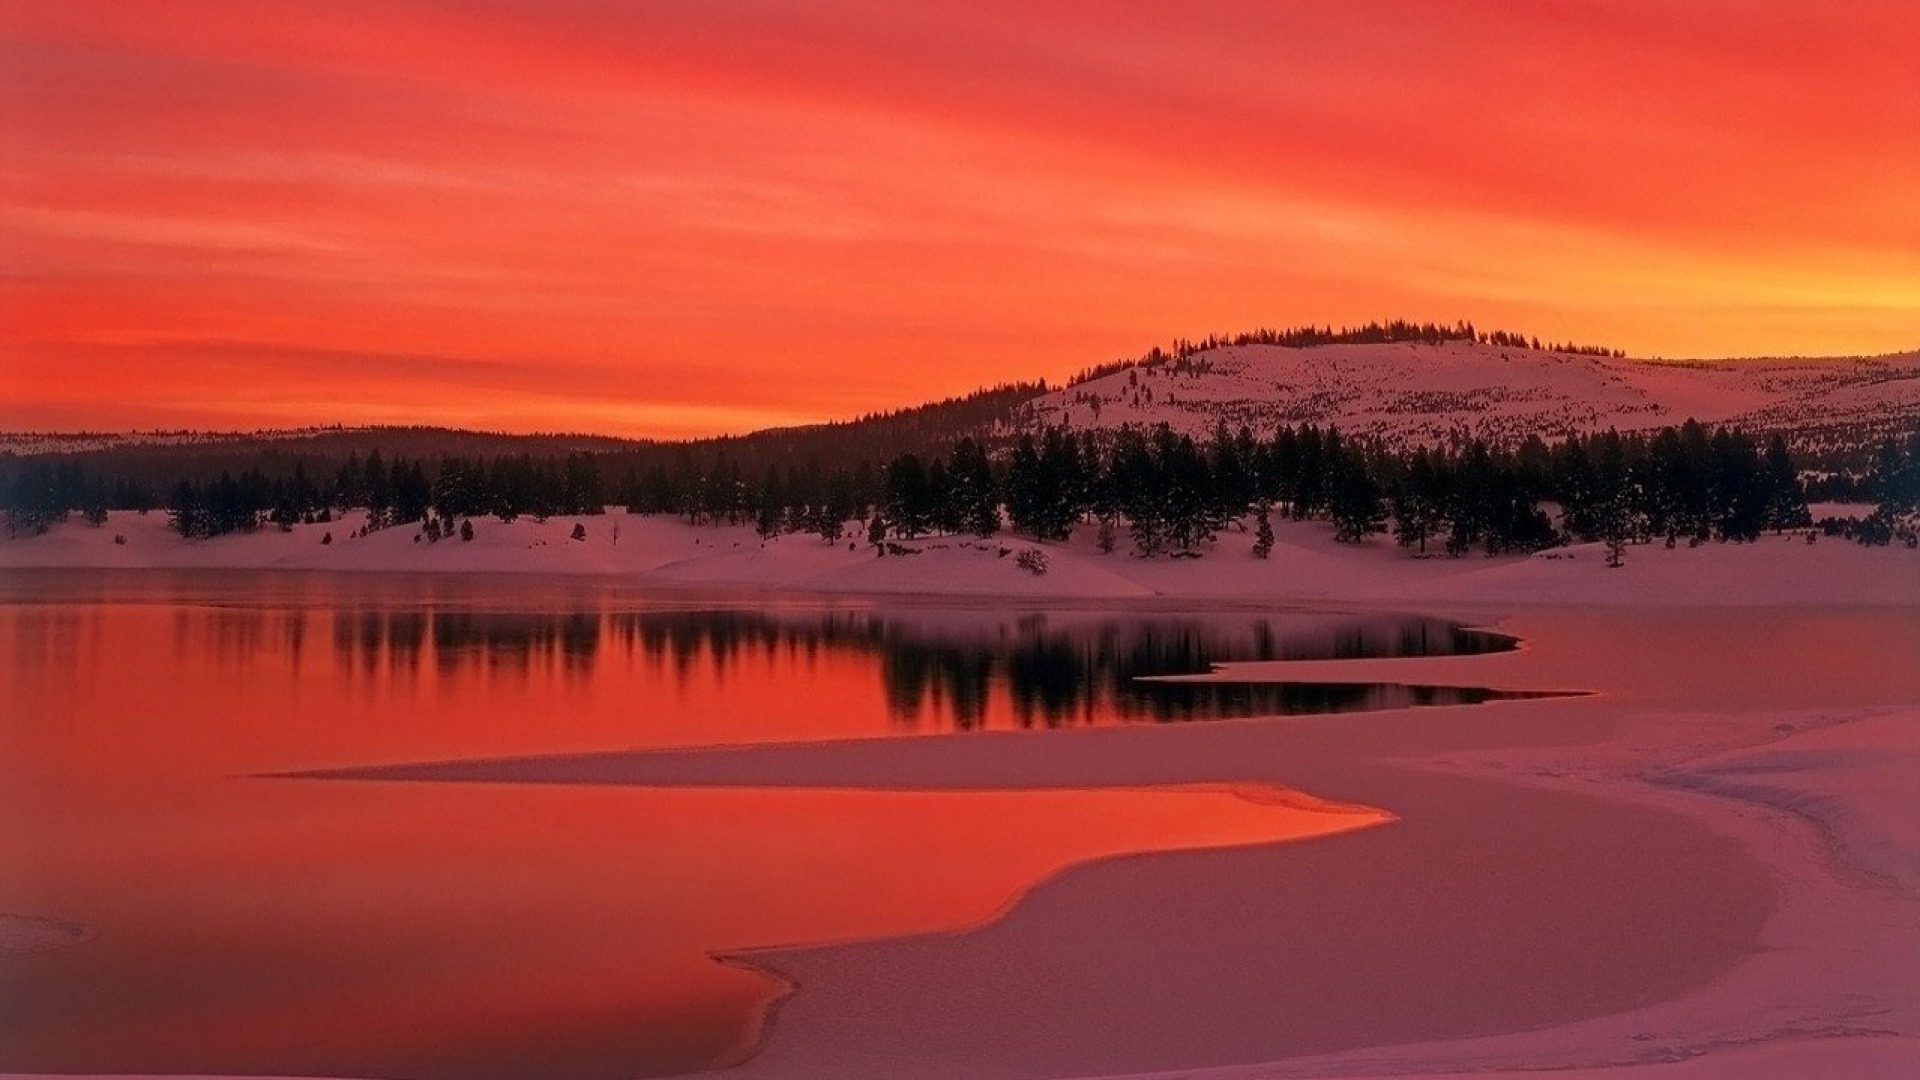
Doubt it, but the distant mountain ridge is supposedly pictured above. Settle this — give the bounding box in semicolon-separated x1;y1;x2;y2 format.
0;426;646;458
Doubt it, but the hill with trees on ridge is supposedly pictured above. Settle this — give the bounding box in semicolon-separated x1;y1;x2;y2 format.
8;320;1914;476
0;383;1043;495
4;322;1916;549
1029;333;1920;459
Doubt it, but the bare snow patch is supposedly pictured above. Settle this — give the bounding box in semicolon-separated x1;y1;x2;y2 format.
1652;711;1920;893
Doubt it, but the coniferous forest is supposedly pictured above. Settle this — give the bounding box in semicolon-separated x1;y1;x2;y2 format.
5;417;1916;555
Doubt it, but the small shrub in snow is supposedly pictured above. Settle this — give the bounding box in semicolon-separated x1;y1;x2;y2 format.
570;523;587;542
1014;548;1049;575
320;531;332;545
113;534;127;546
460;519;474;542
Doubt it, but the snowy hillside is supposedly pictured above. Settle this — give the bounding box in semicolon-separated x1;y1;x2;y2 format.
1020;341;1920;450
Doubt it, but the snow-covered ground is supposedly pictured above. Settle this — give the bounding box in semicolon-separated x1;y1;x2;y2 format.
3;508;1913;609
2;512;1915;1080
291;610;1920;1080
1025;340;1920;450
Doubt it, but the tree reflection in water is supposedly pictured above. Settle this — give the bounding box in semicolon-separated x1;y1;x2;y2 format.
316;606;1545;729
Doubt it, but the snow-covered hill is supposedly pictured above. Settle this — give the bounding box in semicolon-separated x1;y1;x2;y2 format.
8;340;1915;464
1020;341;1920;450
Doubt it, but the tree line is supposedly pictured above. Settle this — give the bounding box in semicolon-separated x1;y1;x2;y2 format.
865;421;1842;559
1065;319;1625;386
6;421;1916;554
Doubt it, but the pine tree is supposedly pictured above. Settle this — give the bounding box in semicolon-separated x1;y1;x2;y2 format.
168;480;203;538
1861;428;1920;545
1037;427;1088;540
755;465;786;540
1328;448;1386;543
928;457;959;535
335;452;366;510
883;454;933;538
1709;428;1765;541
1760;435;1810;531
947;438;1000;537
1162;433;1218;552
1252;508;1275;559
1391;450;1443;553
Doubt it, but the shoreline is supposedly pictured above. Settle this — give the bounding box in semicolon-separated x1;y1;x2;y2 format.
284;704;1912;1077
316;704;1903;1079
283;606;1917;1078
1;509;1915;610
698;782;1395;1075
1;594;1912;1078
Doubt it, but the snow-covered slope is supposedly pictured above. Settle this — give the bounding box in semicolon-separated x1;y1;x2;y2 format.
1022;341;1920;449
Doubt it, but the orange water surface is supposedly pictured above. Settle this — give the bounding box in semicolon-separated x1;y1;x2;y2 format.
0;572;1387;1079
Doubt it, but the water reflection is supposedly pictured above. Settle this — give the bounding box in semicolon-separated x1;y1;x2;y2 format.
0;578;1549;1080
431;610;600;677
291;606;1527;728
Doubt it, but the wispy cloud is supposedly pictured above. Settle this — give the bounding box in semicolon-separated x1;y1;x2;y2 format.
3;0;1915;435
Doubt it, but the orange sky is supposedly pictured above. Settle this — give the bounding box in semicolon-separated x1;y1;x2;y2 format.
2;1;1916;437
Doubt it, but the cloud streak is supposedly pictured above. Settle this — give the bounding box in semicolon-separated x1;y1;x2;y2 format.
3;1;1916;435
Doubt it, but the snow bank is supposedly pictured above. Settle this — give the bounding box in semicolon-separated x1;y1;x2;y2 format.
4;514;1916;1080
1111;1034;1920;1080
4;510;1914;609
1654;712;1920;893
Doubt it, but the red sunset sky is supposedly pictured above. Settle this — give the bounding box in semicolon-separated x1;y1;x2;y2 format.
2;1;1916;438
